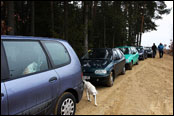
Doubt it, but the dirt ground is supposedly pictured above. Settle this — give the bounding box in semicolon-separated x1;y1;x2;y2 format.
76;54;173;115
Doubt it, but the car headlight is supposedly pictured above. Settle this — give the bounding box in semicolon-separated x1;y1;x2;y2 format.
95;70;107;75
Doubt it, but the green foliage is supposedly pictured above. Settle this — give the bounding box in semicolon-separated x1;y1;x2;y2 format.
1;1;171;57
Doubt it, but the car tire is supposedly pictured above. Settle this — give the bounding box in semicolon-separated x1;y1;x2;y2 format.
142;55;145;60
128;62;133;70
106;72;114;87
136;60;139;65
145;54;147;59
121;66;126;75
54;92;76;115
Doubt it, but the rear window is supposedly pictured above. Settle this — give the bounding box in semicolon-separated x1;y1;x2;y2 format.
44;41;71;67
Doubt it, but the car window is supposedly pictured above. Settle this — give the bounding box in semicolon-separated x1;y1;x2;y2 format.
131;47;135;53
119;48;129;54
1;43;9;80
131;47;136;54
44;41;70;67
116;49;123;58
136;47;143;52
112;49;118;59
3;41;49;79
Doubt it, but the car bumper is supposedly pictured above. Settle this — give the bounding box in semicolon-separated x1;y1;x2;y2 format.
147;52;153;57
75;82;84;103
83;73;110;83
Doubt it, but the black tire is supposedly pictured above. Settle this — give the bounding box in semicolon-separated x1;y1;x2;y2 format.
142;55;145;60
121;66;126;75
128;62;133;70
106;72;114;87
54;92;76;115
145;54;147;59
136;60;139;65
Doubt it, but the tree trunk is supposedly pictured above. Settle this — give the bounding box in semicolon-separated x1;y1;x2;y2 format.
7;1;15;35
136;33;139;46
113;32;115;48
104;16;106;47
51;1;54;33
64;1;68;41
31;1;35;36
139;15;144;46
84;2;88;54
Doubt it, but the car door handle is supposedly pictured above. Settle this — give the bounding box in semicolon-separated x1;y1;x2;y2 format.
49;77;57;83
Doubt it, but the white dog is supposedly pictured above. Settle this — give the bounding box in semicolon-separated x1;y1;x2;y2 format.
83;80;98;106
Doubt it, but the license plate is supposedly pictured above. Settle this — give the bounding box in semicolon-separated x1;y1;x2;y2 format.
83;76;90;80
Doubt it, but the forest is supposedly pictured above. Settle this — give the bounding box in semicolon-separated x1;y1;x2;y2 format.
1;1;171;57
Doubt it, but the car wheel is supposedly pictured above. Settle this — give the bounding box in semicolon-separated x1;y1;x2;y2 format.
145;54;147;59
54;92;76;115
121;66;126;75
128;62;133;70
106;72;114;87
136;60;139;65
142;55;145;60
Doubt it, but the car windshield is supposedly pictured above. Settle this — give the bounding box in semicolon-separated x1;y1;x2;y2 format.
144;47;151;51
136;47;143;52
119;48;129;54
83;49;111;59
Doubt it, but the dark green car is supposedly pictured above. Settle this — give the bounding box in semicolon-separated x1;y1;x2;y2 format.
116;46;139;70
81;48;126;87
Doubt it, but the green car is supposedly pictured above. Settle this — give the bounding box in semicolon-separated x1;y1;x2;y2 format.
116;46;139;70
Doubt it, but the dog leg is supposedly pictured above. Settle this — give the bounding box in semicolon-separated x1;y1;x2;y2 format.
88;93;92;102
94;95;97;106
87;91;91;102
86;90;90;101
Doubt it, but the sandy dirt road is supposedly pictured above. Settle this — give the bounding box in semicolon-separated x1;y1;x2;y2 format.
76;54;173;115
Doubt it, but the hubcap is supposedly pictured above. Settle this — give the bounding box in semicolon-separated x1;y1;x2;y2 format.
61;98;74;115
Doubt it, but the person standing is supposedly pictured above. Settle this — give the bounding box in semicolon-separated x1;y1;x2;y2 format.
158;43;164;58
152;43;157;58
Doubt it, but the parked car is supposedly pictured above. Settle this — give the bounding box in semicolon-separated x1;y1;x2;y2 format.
117;46;139;70
144;47;153;58
136;46;147;60
81;48;126;87
1;35;83;115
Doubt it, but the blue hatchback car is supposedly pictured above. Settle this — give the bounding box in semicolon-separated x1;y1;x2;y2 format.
1;35;83;115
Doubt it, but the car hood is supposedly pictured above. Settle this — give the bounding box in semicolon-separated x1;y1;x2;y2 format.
81;59;110;69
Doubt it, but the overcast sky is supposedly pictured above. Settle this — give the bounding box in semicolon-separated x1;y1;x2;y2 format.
141;1;173;49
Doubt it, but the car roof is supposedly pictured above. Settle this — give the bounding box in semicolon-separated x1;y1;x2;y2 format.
116;46;133;48
91;48;112;50
1;35;67;43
